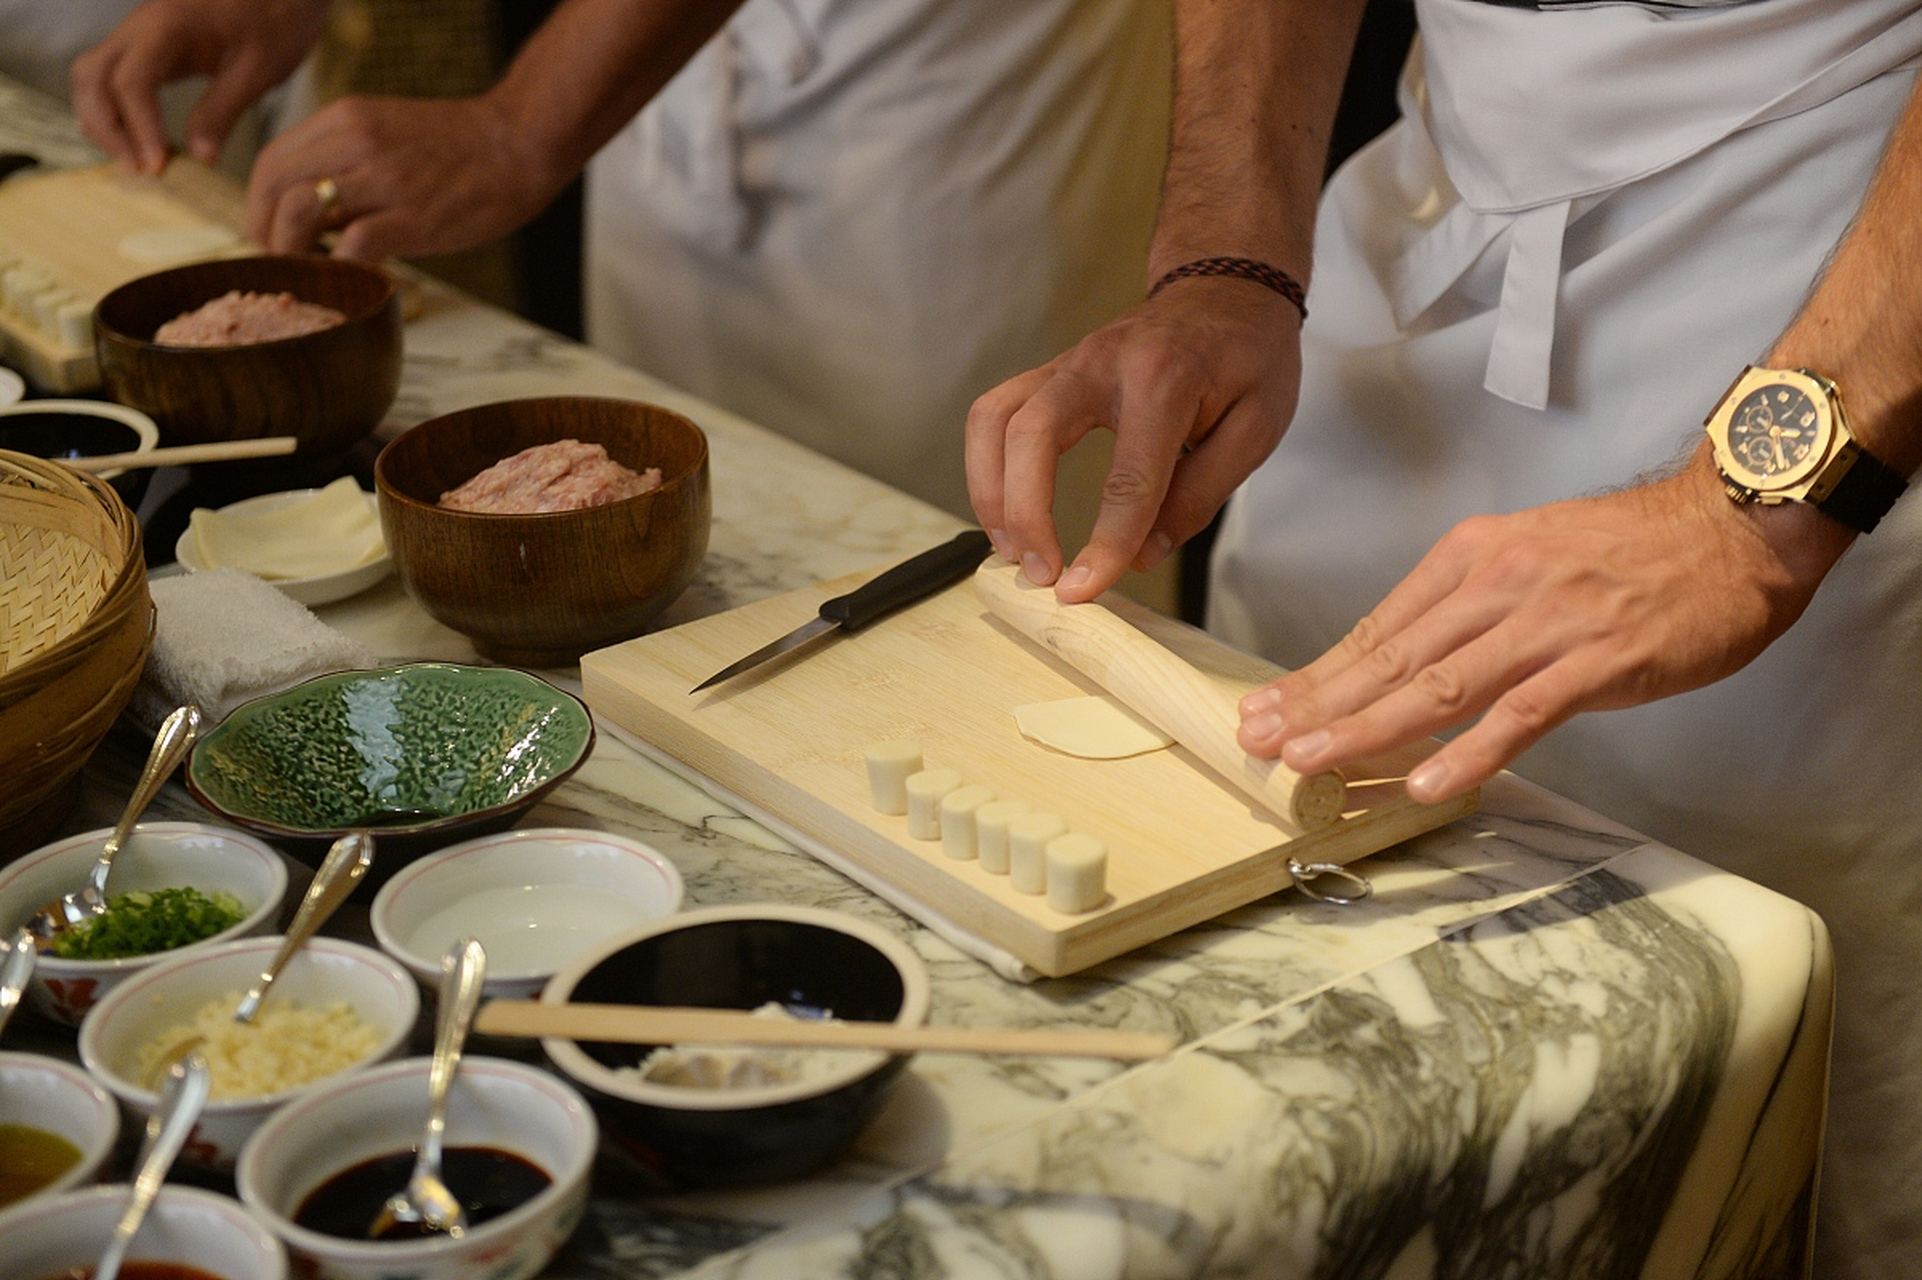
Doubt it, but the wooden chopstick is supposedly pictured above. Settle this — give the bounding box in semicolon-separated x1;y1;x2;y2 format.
475;1000;1176;1061
63;435;299;472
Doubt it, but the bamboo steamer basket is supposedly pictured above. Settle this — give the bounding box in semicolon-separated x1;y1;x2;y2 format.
0;450;152;844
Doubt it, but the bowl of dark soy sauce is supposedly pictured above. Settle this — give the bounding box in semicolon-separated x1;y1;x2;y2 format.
294;1145;552;1241
233;1057;596;1280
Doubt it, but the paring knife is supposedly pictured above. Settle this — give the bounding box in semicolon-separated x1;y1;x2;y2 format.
691;528;994;693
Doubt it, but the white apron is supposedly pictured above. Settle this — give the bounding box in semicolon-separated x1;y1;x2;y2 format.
0;1;140;99
1208;1;1922;1274
583;0;1171;519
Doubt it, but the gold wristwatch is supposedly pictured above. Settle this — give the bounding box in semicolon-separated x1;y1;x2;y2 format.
1704;366;1908;533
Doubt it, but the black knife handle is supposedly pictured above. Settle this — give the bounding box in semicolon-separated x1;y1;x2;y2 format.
821;529;995;631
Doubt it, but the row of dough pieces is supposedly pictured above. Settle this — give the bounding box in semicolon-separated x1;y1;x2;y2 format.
864;739;1110;915
1;250;96;351
1;226;242;352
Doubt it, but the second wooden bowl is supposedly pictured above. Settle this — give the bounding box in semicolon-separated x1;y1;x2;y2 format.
375;396;711;665
93;254;402;457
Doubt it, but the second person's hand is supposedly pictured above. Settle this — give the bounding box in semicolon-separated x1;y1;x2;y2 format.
72;0;330;176
245;93;562;261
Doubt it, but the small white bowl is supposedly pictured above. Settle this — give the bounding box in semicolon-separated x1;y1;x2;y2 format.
371;827;684;1001
0;1053;119;1211
175;486;391;605
0;1184;287;1280
0;365;23;408
0;821;289;1025
237;1055;595;1280
79;935;419;1171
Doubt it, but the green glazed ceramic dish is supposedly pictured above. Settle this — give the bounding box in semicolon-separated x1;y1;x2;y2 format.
185;664;594;867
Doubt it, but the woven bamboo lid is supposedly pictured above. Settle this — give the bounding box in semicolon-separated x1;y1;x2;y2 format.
0;450;145;689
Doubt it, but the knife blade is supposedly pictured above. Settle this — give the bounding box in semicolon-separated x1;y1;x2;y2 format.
691;528;994;693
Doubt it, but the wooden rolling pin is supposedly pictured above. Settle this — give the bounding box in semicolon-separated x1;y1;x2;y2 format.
974;561;1346;834
475;1001;1176;1060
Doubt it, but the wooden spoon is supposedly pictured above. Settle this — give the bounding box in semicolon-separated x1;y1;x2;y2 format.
475;1000;1176;1060
63;435;298;472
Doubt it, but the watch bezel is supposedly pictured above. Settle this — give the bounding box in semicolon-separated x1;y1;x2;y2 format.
1705;366;1838;497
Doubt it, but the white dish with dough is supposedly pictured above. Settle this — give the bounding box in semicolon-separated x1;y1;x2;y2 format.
0;365;23;407
175;484;390;606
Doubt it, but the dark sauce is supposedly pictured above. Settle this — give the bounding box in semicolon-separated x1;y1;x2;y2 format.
294;1146;552;1240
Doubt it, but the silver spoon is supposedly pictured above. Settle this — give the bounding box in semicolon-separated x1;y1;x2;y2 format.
95;1052;212;1280
28;706;201;949
144;831;374;1087
0;926;34;1038
369;936;487;1240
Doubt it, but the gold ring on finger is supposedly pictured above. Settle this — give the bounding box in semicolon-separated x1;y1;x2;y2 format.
313;176;341;215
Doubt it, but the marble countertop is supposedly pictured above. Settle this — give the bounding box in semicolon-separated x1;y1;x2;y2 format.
6;77;1828;1280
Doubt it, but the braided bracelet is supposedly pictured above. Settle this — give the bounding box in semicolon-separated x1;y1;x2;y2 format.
1149;256;1307;321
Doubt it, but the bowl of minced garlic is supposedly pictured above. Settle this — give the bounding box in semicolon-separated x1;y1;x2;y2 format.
79;935;418;1171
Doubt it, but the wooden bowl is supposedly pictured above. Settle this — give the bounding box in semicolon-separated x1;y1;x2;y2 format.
375;397;710;665
93;254;402;457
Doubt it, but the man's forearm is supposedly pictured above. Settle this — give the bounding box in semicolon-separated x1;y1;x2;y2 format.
487;0;743;194
1150;0;1368;286
1767;74;1922;478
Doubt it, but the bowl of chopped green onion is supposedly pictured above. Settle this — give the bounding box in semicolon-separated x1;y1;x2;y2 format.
0;821;287;1025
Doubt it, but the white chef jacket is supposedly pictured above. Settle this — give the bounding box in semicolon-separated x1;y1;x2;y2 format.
1210;1;1922;1274
582;0;1171;519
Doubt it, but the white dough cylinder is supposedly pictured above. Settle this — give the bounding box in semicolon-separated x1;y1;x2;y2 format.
905;767;962;840
57;298;93;350
34;287;69;339
939;784;997;860
974;800;1031;875
1008;812;1068;894
1046;833;1109;914
865;739;924;815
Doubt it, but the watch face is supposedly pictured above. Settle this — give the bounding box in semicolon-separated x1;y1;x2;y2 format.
1725;383;1824;480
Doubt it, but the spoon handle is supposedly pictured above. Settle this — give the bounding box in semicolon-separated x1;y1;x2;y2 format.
87;706;200;900
233;832;373;1023
419;938;487;1178
95;1053;211;1280
0;927;35;1039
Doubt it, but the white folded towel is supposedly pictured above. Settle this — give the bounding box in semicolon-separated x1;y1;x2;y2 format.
133;568;377;725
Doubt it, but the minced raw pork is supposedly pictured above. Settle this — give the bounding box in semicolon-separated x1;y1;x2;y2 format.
154;290;347;346
437;438;663;514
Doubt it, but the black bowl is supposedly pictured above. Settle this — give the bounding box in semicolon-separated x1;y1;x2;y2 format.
0;400;158;509
539;906;931;1189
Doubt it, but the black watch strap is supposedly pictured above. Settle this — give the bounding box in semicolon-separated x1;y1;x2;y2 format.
1818;445;1909;533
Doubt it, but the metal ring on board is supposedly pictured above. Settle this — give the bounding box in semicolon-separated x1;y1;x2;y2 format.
1287;858;1372;906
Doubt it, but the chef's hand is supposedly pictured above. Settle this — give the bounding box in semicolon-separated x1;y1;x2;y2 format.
245;95;559;261
1237;448;1854;803
966;277;1303;603
72;0;329;176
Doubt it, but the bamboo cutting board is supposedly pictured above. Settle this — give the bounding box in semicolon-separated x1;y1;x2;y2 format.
0;163;247;390
582;564;1477;977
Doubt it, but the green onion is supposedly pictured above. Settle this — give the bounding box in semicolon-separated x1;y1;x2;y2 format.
48;887;247;961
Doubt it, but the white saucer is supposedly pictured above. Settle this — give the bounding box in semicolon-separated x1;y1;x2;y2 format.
175;487;391;606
